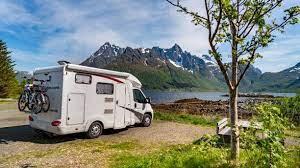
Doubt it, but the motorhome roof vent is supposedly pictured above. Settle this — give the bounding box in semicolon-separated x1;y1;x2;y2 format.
57;60;70;65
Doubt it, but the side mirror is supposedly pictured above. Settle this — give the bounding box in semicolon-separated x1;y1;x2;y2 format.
145;97;151;104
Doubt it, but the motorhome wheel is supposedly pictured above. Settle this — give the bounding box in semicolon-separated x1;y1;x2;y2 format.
142;114;152;127
86;122;103;139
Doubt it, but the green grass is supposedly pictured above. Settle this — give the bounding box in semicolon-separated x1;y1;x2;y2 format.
108;141;139;150
155;111;219;127
112;144;230;168
112;143;300;168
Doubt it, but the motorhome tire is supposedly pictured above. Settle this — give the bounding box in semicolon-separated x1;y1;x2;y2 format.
142;114;152;127
86;122;103;139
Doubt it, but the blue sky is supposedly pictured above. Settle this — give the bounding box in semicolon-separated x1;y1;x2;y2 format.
0;0;299;72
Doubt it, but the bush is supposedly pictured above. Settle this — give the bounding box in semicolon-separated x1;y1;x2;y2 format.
276;96;300;126
241;103;293;167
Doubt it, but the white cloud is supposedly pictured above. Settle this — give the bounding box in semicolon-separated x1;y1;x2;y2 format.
11;49;58;71
1;0;299;73
255;34;300;72
0;1;39;26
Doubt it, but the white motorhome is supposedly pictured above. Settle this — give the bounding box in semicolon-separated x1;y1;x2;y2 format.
29;63;153;138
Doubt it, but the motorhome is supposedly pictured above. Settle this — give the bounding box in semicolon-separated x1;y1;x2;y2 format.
29;63;153;138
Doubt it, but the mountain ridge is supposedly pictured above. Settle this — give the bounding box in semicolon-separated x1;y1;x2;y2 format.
81;42;267;91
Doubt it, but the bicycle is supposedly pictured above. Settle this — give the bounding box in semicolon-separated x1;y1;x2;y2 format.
31;77;51;114
18;76;51;114
18;77;33;111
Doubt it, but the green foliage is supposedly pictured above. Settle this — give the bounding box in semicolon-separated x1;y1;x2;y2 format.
167;0;299;90
193;134;228;148
155;111;218;127
276;96;300;126
241;103;292;167
0;40;19;98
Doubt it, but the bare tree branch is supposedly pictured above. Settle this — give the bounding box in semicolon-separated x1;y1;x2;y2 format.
211;0;222;42
166;0;208;26
236;48;257;87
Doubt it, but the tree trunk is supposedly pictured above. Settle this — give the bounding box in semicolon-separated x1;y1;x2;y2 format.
230;88;239;160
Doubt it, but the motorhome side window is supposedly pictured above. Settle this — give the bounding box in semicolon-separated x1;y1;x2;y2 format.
96;83;114;95
75;74;91;84
133;89;146;103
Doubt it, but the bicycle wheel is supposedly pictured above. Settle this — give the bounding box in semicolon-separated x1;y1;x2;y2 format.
32;93;43;114
18;92;27;111
42;94;50;112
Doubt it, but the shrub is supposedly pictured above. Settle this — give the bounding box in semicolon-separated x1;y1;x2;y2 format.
241;103;292;167
276;96;300;126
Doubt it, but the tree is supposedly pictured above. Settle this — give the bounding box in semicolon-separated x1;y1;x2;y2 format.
0;40;17;98
166;0;299;162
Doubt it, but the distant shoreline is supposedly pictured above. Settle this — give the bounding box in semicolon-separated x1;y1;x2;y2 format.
221;93;285;98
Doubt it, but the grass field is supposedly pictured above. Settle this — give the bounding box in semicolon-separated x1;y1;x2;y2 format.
0;101;299;168
155;111;219;127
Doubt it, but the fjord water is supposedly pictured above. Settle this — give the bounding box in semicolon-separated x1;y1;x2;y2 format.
143;91;296;104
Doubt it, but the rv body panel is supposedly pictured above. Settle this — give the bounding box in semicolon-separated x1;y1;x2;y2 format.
29;64;153;136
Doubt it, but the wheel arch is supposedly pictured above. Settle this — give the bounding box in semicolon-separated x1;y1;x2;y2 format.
144;112;153;119
85;120;104;132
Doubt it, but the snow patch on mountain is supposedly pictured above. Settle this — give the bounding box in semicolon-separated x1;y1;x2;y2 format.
200;55;216;66
290;67;300;73
168;59;181;68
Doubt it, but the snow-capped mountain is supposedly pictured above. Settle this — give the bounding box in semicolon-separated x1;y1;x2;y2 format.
81;42;125;68
80;42;268;91
288;62;300;73
82;42;216;74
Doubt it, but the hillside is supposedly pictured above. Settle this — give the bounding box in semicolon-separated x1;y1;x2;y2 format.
252;62;300;92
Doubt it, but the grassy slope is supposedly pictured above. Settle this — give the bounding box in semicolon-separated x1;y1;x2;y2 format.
106;63;225;91
113;143;300;168
155;111;219;127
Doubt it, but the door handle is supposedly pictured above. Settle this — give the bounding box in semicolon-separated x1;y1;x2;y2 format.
67;117;70;120
68;98;71;101
134;103;137;108
116;100;119;105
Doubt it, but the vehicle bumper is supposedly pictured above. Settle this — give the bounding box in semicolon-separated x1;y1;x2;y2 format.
29;116;82;135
